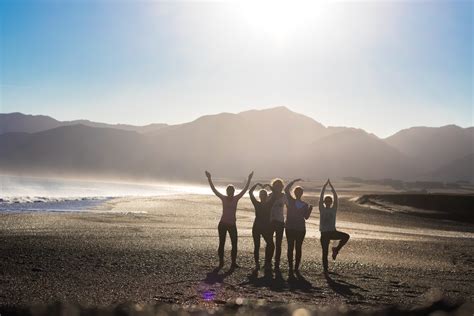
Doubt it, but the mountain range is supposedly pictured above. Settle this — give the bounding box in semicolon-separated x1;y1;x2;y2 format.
0;107;472;182
0;112;168;135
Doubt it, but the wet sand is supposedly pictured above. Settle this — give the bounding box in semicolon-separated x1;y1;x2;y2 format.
0;194;473;309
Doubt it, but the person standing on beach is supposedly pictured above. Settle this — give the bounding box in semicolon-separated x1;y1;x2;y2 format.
205;170;253;270
319;179;350;273
268;178;287;273
249;183;276;273
284;179;313;276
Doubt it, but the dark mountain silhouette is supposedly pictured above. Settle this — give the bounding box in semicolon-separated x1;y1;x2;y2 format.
0;107;472;181
385;125;474;172
429;154;474;182
0;125;149;178
299;129;416;179
0;112;167;135
143;107;334;179
0;113;62;134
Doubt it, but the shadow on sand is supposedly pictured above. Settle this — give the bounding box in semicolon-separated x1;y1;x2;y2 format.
324;272;366;299
287;271;316;292
202;266;236;285
203;266;366;300
240;269;320;293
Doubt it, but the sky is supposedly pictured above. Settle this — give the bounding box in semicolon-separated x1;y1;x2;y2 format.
0;0;472;137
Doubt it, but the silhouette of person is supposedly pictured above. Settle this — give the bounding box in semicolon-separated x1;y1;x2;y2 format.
285;179;313;276
205;170;253;269
249;183;276;272
319;179;350;273
268;178;287;272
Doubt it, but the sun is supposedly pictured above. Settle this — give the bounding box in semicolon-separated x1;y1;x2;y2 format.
233;1;333;43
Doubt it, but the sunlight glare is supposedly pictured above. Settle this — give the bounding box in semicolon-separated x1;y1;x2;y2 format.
234;1;334;43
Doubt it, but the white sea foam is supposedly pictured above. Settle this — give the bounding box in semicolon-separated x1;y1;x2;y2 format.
0;175;209;212
0;197;110;212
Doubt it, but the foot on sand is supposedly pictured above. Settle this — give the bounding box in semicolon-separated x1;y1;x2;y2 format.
230;262;240;270
288;271;296;282
249;268;258;279
263;266;273;279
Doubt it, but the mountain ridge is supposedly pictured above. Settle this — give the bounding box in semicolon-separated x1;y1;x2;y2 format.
1;107;472;181
0;112;168;135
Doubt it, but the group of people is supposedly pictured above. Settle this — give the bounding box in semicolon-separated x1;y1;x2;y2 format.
205;171;350;277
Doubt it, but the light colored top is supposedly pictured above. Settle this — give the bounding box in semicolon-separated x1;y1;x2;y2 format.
319;205;337;232
270;193;287;223
207;176;251;225
220;196;240;225
318;183;338;232
285;181;312;231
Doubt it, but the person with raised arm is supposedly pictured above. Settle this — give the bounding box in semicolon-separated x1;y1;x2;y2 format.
249;183;276;272
284;179;313;276
318;179;350;273
205;170;254;270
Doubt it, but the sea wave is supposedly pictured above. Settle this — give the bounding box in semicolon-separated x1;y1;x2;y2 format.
0;196;110;212
0;175;211;212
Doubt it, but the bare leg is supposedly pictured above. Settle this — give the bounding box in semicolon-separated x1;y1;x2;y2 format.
320;233;330;272
229;224;238;267
332;231;350;260
262;229;274;272
286;229;296;272
295;230;305;271
217;222;227;267
252;225;261;269
274;222;284;271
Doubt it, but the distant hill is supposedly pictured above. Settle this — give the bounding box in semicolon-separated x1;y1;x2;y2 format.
143;107;335;179
300;129;416;179
0;113;62;134
0;107;472;181
0;112;167;135
0;125;148;178
385;125;474;172
429;154;474;182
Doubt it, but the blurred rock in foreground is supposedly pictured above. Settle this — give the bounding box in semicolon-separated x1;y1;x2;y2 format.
0;299;473;316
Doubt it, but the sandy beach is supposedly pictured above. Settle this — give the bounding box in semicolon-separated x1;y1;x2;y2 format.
0;193;473;311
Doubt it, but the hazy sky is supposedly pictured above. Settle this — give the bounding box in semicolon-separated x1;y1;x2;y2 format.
0;0;472;137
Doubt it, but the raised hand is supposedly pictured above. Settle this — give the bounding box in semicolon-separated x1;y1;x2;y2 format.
248;171;254;179
294;178;303;183
205;171;211;179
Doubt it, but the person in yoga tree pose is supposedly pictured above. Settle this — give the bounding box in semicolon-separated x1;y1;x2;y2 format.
249;183;276;272
319;179;350;273
284;179;313;277
205;170;253;269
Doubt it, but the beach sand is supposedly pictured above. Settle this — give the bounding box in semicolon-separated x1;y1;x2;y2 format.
0;194;473;310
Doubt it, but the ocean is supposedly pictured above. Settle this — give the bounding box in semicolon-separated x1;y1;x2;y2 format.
0;175;209;212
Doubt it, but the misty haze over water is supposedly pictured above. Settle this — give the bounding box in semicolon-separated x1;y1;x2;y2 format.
0;175;210;212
